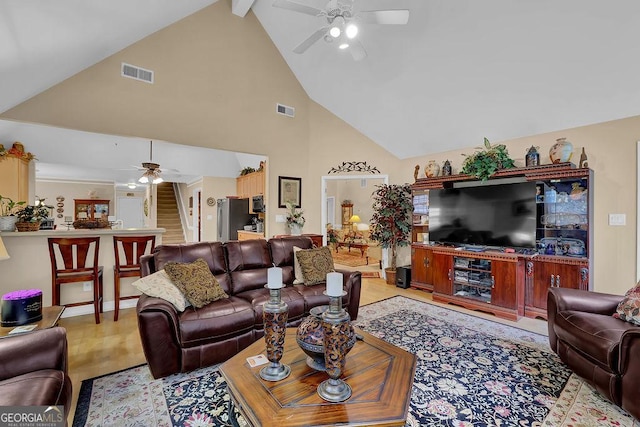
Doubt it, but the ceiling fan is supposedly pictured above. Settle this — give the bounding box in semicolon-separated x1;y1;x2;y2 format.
138;140;163;184
272;0;409;60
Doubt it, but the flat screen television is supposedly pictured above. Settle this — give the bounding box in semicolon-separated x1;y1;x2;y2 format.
429;181;536;249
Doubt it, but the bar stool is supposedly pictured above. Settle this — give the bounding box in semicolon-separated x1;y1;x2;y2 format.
48;237;103;324
113;235;156;321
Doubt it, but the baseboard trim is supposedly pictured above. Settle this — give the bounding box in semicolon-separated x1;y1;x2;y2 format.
60;298;139;318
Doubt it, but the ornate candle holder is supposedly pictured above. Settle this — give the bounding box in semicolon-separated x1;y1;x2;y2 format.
317;291;352;402
260;286;291;381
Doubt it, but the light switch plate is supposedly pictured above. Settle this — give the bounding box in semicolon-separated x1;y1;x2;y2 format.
609;213;626;226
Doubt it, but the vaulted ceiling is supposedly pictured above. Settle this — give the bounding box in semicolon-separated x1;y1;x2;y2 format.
2;0;640;167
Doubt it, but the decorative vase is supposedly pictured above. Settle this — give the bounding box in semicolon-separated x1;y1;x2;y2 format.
442;160;452;176
525;146;540;167
317;293;352;403
549;138;573;164
296;305;356;371
425;160;440;178
289;224;302;235
260;286;291;381
0;216;18;232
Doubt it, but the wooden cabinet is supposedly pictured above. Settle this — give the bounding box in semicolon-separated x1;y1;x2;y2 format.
341;203;353;231
411;163;592;321
236;170;265;212
431;252;452;295
74;199;110;220
411;245;433;291
237;230;265;241
525;257;589;319
0;157;29;206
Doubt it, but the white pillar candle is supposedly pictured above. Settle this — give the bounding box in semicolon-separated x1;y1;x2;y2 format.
267;267;283;289
326;272;343;296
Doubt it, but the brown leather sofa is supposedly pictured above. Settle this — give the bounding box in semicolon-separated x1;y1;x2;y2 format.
547;287;640;420
137;236;362;378
0;326;73;421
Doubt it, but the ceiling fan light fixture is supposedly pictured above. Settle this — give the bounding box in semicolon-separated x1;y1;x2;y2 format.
138;175;149;184
339;42;349;50
329;26;341;38
345;23;358;39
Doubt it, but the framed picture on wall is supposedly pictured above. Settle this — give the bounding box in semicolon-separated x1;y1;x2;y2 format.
278;176;302;208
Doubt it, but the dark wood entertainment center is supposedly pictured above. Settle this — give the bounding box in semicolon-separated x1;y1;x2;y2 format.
411;163;592;321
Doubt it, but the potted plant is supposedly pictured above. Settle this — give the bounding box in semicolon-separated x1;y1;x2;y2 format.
369;183;413;285
14;204;50;232
285;202;305;235
461;137;516;181
0;195;26;231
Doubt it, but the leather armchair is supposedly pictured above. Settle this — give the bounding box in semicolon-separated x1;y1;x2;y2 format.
547;287;640;420
0;327;73;421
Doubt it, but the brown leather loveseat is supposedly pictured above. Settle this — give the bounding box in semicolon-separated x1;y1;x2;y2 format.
137;236;362;378
0;326;73;421
547;287;640;420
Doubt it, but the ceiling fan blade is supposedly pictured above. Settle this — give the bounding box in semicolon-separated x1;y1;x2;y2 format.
349;39;367;61
272;0;323;16
293;27;329;54
358;9;409;25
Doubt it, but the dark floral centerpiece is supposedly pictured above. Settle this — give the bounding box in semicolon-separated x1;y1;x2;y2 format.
285;202;305;234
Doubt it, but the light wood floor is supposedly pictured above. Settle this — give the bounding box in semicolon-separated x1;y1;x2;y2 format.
59;276;548;424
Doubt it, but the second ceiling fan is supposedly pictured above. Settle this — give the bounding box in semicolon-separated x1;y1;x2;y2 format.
273;0;409;60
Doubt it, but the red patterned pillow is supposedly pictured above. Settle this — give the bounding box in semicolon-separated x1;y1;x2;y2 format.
613;282;640;326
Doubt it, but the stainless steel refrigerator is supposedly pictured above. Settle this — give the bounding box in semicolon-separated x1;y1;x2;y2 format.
217;198;252;242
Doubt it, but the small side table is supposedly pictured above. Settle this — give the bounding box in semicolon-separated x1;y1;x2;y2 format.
0;306;65;339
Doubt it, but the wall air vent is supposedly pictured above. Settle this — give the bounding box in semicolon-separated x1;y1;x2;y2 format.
276;103;295;118
121;63;154;84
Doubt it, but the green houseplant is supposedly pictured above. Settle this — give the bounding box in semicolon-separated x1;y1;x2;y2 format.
369;183;413;285
14;204;50;232
0;195;26;231
461;137;516;181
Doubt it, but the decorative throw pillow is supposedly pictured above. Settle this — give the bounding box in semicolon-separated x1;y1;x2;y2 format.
293;246;304;285
164;258;229;308
295;246;335;286
613;282;640;326
131;270;190;312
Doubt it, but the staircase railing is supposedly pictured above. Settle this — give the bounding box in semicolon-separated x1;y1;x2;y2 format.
173;183;190;243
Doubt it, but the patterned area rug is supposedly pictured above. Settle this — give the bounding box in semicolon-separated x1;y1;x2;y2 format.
72;296;638;427
361;271;381;278
332;248;379;267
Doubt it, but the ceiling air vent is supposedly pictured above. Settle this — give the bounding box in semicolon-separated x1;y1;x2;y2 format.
276;103;295;118
121;63;154;84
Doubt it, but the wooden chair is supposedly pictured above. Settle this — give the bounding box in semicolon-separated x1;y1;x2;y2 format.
113;235;156;321
48;237;103;324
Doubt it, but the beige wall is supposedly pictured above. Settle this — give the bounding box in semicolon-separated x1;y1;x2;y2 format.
2;0;638;298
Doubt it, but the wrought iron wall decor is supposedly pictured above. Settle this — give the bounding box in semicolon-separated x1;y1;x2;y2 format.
328;161;380;174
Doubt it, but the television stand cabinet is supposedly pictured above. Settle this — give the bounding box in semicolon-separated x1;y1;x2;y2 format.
411;163;592;320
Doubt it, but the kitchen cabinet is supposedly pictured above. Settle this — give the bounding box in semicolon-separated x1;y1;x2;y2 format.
236;170;265;213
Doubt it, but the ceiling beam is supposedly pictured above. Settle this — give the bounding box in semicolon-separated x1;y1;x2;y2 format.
232;0;255;17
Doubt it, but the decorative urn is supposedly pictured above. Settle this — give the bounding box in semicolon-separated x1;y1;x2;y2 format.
296;305;356;371
425;160;440;178
525;146;540;167
442;160;452;176
549;138;573;164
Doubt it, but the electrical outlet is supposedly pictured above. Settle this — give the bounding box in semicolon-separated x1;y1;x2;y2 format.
83;282;92;292
609;213;626;226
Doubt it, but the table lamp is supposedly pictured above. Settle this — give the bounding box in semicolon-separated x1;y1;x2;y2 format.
349;214;361;232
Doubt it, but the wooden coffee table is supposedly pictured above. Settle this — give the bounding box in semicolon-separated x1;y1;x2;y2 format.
219;328;416;426
335;241;369;264
0;305;65;338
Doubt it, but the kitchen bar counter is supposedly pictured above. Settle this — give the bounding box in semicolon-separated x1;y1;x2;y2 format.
0;228;165;319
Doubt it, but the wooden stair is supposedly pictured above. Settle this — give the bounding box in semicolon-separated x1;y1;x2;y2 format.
156;182;185;244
